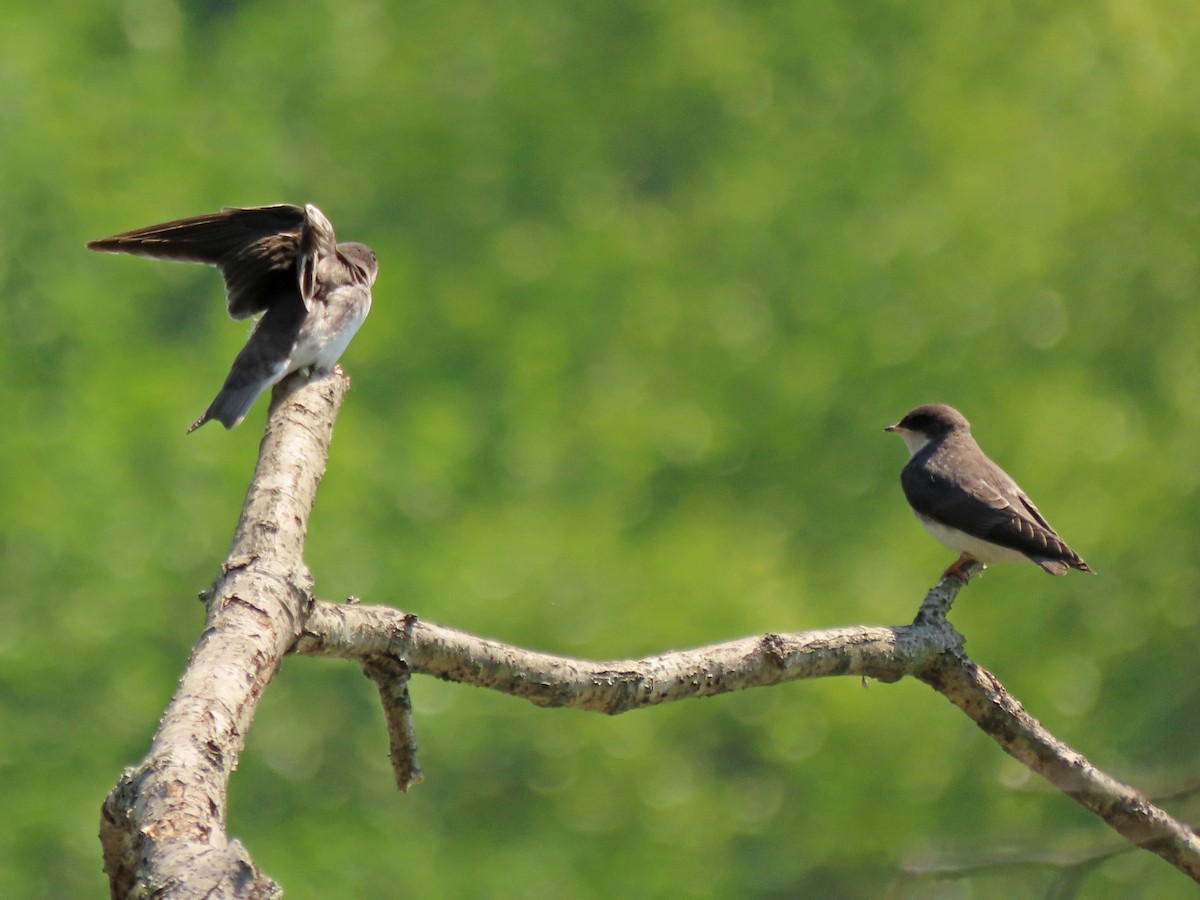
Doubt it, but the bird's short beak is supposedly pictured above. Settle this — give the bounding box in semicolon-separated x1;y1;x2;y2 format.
884;423;900;433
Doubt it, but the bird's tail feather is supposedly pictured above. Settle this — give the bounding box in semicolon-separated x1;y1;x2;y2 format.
187;382;267;433
1035;555;1094;576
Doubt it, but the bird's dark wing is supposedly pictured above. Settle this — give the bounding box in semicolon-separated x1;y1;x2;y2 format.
901;453;1088;570
188;300;308;432
87;205;307;319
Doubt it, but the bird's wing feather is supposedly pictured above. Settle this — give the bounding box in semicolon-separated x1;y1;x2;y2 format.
901;454;1078;563
188;301;306;432
87;205;307;319
296;204;340;309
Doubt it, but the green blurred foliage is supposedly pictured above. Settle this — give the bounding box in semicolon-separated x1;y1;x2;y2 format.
2;0;1199;896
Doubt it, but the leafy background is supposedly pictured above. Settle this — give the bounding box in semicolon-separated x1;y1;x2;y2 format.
3;1;1199;897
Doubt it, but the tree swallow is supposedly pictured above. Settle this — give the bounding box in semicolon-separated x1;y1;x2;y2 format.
88;204;377;432
886;403;1093;577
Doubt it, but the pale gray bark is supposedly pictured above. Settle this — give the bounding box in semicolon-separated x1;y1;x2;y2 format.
101;370;348;899
101;373;1200;897
296;592;1200;882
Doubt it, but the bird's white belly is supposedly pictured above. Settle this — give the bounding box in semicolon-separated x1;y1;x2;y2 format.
310;316;363;370
916;515;1032;565
291;288;371;372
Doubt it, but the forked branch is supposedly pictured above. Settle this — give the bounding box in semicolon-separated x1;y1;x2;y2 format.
100;374;1200;899
295;590;1200;882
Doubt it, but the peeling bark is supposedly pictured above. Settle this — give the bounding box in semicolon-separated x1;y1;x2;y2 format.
101;371;347;899
101;376;1200;896
294;569;1200;883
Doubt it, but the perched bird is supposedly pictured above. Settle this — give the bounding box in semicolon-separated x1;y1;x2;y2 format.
88;204;377;431
885;403;1092;577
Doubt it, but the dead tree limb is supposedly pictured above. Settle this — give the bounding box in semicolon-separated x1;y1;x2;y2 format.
100;370;1200;897
294;583;1200;883
100;370;348;900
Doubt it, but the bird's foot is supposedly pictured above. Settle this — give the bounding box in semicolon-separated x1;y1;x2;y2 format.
302;364;346;380
943;553;979;582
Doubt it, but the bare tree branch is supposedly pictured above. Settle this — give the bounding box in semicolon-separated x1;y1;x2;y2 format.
295;596;962;711
293;581;1200;883
100;370;348;900
918;651;1200;879
101;369;1200;897
361;651;424;792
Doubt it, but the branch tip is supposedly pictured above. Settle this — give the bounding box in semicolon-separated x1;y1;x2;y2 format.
362;654;423;793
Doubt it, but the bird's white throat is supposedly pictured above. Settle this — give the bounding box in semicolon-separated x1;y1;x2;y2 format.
896;430;932;458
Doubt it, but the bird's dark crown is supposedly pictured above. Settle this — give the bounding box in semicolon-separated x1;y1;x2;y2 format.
894;403;971;436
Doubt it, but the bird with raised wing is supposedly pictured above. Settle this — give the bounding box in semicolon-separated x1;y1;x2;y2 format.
886;403;1093;578
88;203;377;431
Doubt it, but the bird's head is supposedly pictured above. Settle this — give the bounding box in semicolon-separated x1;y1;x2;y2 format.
885;403;971;456
339;242;379;286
